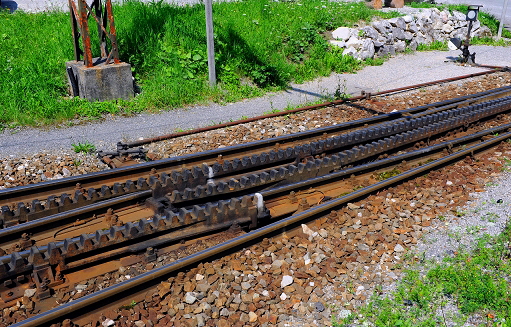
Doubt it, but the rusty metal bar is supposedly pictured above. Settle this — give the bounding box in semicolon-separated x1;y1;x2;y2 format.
125;69;504;148
69;0;120;66
78;0;93;67
12;129;511;327
94;0;108;58
105;0;120;64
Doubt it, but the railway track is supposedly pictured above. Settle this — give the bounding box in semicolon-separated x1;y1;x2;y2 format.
3;81;511;326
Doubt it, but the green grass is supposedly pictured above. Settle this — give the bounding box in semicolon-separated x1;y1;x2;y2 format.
333;222;511;327
0;0;394;127
1;0;509;128
71;141;96;154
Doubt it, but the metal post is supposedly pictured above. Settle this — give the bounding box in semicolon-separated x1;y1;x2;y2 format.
498;0;510;39
205;0;216;87
94;0;108;58
69;0;81;62
78;0;93;67
105;0;120;64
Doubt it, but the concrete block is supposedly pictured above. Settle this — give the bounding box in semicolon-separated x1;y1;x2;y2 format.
66;58;134;102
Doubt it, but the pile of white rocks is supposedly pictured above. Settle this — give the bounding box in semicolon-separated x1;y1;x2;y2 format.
330;7;492;60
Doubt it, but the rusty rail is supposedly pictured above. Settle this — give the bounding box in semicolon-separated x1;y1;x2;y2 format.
13;127;511;327
122;69;504;148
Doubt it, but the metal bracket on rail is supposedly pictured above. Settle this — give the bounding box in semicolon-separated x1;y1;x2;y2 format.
97;142;149;168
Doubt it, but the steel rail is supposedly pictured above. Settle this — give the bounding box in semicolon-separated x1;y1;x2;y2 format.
124;69;504;148
13;129;511;327
0;190;151;245
2;120;508;270
4;90;511;241
259;122;511;199
2;84;509;208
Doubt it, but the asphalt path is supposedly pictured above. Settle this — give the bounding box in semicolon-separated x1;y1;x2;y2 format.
1;45;510;158
0;1;510;158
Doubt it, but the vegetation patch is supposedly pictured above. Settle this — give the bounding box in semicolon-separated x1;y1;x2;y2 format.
332;221;511;327
72;141;96;154
0;0;508;127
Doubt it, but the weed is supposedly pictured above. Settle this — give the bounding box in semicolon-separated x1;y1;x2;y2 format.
356;222;511;326
483;212;499;223
486;182;499;187
447;229;462;242
455;210;466;217
377;168;401;181
119;300;137;310
72;159;82;167
72;142;96;154
438;215;446;221
466;225;482;234
263;109;281;115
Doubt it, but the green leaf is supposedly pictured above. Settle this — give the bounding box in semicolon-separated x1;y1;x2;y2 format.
192;54;202;61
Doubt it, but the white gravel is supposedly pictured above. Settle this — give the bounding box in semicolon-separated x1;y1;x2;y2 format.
418;161;511;262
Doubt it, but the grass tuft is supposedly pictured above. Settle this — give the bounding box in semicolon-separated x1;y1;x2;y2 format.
72;141;96;154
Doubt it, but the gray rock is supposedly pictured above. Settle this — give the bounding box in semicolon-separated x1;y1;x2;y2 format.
329;40;346;48
394;244;405;252
442;24;454;33
232;293;242;304
315;302;325;312
24;288;37;298
241;282;251;290
478;26;492;37
373;40;384;47
196;314;206;327
407;21;419;33
185;292;197;304
196;283;211;293
220;308;230;316
389;17;406;30
372;20;392;34
392;27;407;41
358;39;375;60
342;46;358;57
452;11;466;21
75;284;87;291
346;36;362;49
409;39;418;51
281;275;293;288
332;27;352;41
361;26;379;39
402;15;414;23
432;20;444;30
357;243;370;251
